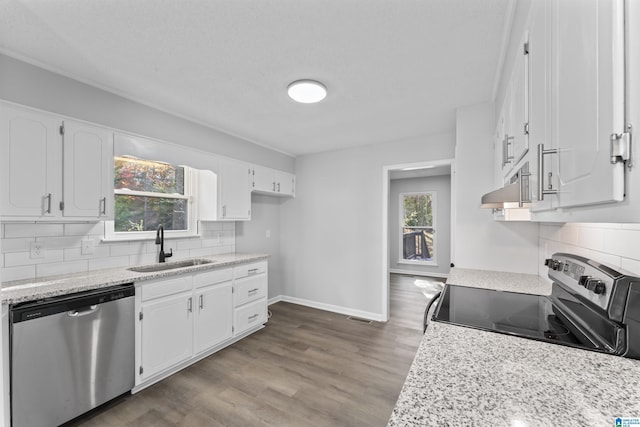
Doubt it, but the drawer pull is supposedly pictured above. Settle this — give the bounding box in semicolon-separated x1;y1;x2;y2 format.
199;294;204;309
248;314;259;322
248;268;259;275
248;288;259;296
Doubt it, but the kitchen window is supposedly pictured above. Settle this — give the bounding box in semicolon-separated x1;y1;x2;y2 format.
105;156;196;240
400;192;436;265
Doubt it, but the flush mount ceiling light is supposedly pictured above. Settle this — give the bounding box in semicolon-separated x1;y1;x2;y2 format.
287;80;327;104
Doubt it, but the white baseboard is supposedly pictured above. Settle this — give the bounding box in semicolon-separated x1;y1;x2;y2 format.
268;295;384;322
389;268;449;279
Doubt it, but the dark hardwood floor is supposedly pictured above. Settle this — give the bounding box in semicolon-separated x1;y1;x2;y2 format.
71;274;444;427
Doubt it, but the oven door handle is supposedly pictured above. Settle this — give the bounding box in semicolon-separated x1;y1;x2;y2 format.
423;291;442;333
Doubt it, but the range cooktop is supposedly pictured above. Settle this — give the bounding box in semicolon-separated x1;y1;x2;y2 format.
433;285;594;350
431;253;640;359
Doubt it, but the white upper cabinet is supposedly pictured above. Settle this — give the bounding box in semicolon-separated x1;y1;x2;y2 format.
509;31;529;166
549;0;625;209
0;102;114;220
0;103;62;218
218;157;251;221
251;165;295;197
528;0;556;212
62;120;114;218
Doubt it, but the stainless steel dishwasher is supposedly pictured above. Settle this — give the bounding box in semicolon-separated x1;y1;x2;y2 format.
10;283;135;427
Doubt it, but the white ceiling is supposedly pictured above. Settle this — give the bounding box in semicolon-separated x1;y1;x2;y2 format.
0;0;510;157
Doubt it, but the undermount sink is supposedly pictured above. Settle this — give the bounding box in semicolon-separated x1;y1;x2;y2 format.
128;259;213;273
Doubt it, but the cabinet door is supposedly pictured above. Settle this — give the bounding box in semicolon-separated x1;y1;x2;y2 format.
0;103;62;217
500;84;514;175
551;0;625;208
274;170;295;196
529;0;556;212
218;158;251;220
141;293;193;379
251;165;275;193
62;120;114;218
194;282;233;354
509;33;529;165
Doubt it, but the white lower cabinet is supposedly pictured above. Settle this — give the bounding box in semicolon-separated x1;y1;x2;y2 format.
136;261;267;389
140;290;194;380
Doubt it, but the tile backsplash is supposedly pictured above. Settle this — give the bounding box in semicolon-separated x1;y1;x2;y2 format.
539;223;640;277
0;221;235;282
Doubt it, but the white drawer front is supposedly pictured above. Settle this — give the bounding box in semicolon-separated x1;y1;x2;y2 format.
233;274;267;307
141;275;193;301
234;298;267;336
193;268;232;289
233;261;267;279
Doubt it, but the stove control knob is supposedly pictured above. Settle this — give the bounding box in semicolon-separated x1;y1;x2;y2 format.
579;275;591;287
544;258;553;266
587;279;606;295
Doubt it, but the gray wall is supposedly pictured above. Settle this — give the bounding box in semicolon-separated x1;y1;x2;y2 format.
235;194;288;299
280;133;455;319
454;102;539;273
0;54;294;172
389;175;451;277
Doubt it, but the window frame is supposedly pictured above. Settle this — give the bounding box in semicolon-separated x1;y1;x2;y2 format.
398;191;437;266
104;162;198;242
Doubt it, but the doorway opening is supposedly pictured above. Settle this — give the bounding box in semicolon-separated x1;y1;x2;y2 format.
381;159;454;322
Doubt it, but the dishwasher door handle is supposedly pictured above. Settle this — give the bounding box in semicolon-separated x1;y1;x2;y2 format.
67;305;99;317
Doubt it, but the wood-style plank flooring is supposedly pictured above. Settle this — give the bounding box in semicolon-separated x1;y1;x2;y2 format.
70;274;444;427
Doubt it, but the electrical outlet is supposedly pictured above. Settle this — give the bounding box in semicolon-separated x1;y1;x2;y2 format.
81;238;95;255
30;242;45;259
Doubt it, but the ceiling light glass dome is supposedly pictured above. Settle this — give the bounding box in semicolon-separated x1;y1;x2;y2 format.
287;80;327;103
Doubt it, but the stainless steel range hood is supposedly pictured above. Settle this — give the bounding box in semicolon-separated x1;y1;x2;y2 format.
481;162;531;209
480;182;529;209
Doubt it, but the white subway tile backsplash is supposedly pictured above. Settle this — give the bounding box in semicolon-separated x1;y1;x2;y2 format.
5;223;64;238
2;265;36;282
177;239;202;251
37;260;88;277
89;256;130;271
1;220;237;282
621;257;640;276
5;249;64;267
64;246;110;261
65;223;104;236
1;238;34;253
602;229;640;260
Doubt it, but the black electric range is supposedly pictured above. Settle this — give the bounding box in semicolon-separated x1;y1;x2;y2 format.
432;253;640;359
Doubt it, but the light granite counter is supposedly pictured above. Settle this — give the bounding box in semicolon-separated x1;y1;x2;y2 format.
1;253;268;304
388;267;640;427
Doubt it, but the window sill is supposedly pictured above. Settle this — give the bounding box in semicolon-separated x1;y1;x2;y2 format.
398;259;438;267
102;233;201;243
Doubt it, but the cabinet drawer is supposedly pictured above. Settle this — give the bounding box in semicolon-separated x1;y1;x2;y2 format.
141;275;193;301
233;261;267;279
233;274;267;307
193;268;232;289
234;298;267;336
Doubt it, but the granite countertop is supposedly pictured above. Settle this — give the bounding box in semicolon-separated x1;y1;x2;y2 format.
1;253;268;304
388;267;640;427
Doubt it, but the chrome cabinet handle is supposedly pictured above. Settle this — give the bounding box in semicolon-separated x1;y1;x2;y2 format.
248;314;259;322
248;288;259;296
45;193;52;214
222;205;226;217
518;172;531;207
537;143;558;201
503;135;514;167
188;297;193;313
248;268;258;276
272;182;276;191
199;294;203;309
277;182;280;192
100;197;106;215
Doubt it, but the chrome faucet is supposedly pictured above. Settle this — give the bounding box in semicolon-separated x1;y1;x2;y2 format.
155;225;173;263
